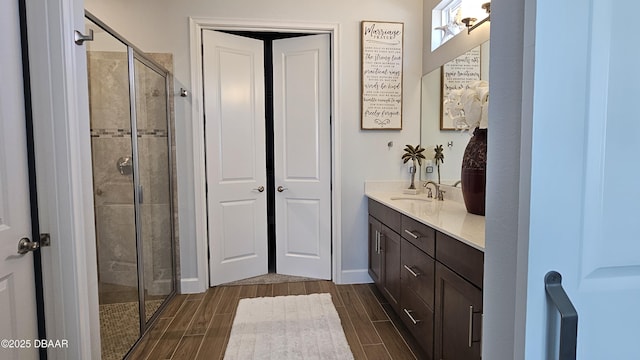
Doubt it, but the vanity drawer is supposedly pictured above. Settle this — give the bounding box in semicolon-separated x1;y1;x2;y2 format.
400;285;434;358
436;231;484;289
368;199;401;233
401;239;435;309
401;215;435;257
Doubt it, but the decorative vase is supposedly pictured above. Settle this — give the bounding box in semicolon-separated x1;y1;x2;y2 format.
461;128;487;215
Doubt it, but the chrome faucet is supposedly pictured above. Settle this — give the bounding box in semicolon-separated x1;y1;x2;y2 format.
423;181;445;201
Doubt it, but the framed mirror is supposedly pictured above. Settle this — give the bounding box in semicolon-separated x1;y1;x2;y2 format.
440;46;481;130
420;40;489;184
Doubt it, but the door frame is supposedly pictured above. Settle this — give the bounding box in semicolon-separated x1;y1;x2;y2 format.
483;0;534;358
24;0;102;358
189;17;342;291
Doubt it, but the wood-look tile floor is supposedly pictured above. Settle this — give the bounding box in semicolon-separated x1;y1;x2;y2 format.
127;281;428;360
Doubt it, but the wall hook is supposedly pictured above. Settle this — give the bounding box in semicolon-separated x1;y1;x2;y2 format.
180;88;188;97
74;29;94;45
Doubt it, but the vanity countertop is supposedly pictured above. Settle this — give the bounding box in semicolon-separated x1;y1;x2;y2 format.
366;191;485;252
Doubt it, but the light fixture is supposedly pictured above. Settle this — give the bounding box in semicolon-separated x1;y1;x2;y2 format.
461;2;491;34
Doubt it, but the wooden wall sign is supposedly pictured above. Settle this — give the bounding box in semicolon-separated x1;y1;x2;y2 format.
361;21;404;130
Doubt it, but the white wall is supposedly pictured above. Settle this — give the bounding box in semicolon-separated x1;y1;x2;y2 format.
483;0;528;358
84;0;424;285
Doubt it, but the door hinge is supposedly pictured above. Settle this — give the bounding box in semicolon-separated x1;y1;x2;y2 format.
40;233;51;247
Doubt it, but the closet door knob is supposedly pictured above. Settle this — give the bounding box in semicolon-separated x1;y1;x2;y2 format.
253;186;265;192
17;237;40;254
277;186;288;192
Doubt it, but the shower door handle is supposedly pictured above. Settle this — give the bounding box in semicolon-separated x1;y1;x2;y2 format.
138;185;144;204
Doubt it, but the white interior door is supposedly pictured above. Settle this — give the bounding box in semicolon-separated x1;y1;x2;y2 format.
273;34;331;280
0;0;38;358
523;0;640;358
203;30;268;286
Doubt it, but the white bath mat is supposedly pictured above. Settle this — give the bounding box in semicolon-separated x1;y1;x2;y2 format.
224;293;354;360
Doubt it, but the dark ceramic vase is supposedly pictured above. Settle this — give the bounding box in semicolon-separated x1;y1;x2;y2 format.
461;128;487;215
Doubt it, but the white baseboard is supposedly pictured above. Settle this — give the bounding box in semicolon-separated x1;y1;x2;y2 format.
180;277;207;294
338;269;373;284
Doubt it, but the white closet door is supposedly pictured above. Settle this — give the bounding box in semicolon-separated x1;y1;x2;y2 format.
203;30;268;286
273;34;331;280
0;0;38;358
520;0;640;358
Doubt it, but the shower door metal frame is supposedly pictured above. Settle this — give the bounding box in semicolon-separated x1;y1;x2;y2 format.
128;47;177;332
86;10;178;340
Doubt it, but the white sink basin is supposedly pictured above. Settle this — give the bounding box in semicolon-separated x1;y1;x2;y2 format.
389;196;436;215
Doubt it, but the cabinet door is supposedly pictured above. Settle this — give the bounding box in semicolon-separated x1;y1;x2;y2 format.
381;223;401;312
401;240;435;359
402;240;435;309
401;285;435;359
368;215;383;286
435;263;482;360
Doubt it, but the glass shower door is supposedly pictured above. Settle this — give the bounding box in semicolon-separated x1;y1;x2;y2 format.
86;12;177;359
132;55;175;322
85;18;141;360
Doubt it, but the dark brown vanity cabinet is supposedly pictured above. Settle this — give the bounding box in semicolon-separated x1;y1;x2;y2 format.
382;225;401;312
368;200;402;311
434;263;482;360
400;240;435;359
368;199;484;360
434;232;484;360
368;215;383;284
399;214;436;359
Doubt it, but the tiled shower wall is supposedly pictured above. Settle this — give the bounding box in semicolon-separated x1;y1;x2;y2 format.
88;51;178;295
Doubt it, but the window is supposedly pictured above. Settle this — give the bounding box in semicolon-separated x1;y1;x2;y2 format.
431;0;463;51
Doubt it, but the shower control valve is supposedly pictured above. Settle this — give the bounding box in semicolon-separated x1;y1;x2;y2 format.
117;156;133;175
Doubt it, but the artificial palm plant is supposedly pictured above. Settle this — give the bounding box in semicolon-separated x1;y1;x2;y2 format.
434;144;445;184
402;144;426;189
